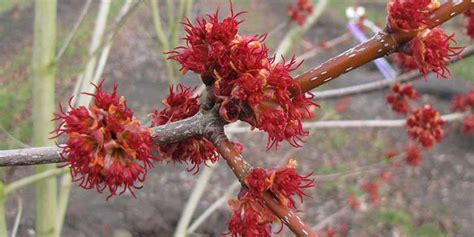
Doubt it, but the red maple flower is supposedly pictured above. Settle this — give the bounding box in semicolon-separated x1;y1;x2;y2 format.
288;0;314;26
393;53;419;73
451;90;474;112
385;148;398;160
451;95;468;112
228;161;312;236
52;81;158;199
361;182;381;206
169;4;317;149
406;105;444;148
380;170;393;183
386;83;419;115
244;160;313;209
335;97;352;113
465;8;474;39
245;168;273;194
347;193;361;210
322;227;337;237
405;144;423;166
227;194;277;237
151;85;218;173
387;0;438;32
463;116;474;135
271;161;314;209
411;28;464;79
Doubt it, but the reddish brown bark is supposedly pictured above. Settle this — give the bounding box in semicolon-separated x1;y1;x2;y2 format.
215;138;318;237
294;0;473;95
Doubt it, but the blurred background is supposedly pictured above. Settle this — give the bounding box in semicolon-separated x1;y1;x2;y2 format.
0;0;473;236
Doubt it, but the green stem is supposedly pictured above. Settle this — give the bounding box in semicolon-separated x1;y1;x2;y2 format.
150;0;177;83
73;0;111;107
174;164;217;237
0;182;7;237
170;0;187;49
185;0;193;19
32;1;58;236
55;175;72;237
4;168;69;196
166;0;175;30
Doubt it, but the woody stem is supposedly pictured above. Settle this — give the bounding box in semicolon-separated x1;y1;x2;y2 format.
293;0;473;95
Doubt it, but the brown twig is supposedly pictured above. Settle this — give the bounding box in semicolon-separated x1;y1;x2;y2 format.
0;111;213;166
314;45;474;100
214;138;318;237
293;0;473;95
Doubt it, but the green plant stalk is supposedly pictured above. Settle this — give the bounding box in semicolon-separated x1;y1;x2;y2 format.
0;182;7;237
73;0;111;107
32;1;58;237
4;168;69;196
185;0;193;18
150;0;177;84
170;0;187;48
55;175;72;237
174;164;217;237
166;0;175;30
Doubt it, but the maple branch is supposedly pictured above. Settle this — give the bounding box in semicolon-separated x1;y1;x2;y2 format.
0;111;214;166
225;112;467;133
213;138;317;237
294;0;473;95
314;45;474;100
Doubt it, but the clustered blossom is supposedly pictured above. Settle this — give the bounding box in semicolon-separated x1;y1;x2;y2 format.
406;104;444;149
361;182;381;206
288;0;314;26
387;0;438;32
320;225;347;237
451;89;474;135
347;193;361;210
393;53;418;73
385;148;398;160
169;5;316;148
410;28;463;78
151;85;219;173
394;27;464;79
405;145;423;166
465;8;474;39
386;83;419;115
52;81;158;199
463;117;474;135
227;160;313;236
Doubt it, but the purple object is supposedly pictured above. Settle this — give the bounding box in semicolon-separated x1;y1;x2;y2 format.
347;22;397;80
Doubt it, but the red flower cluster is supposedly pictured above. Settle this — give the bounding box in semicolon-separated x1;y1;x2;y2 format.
361;182;381;206
393;53;418;73
387;0;438;32
463;116;474;135
386;83;419;115
405;145;423;166
347;193;361;210
227;160;313;236
411;28;463;78
169;5;316;148
151;85;219;173
52;81;158;199
451;89;474;135
320;225;347;237
228;195;276;237
465;8;474;39
385;148;398;160
288;0;314;26
406;104;444;149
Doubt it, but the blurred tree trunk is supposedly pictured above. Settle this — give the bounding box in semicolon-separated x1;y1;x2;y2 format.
32;1;58;237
